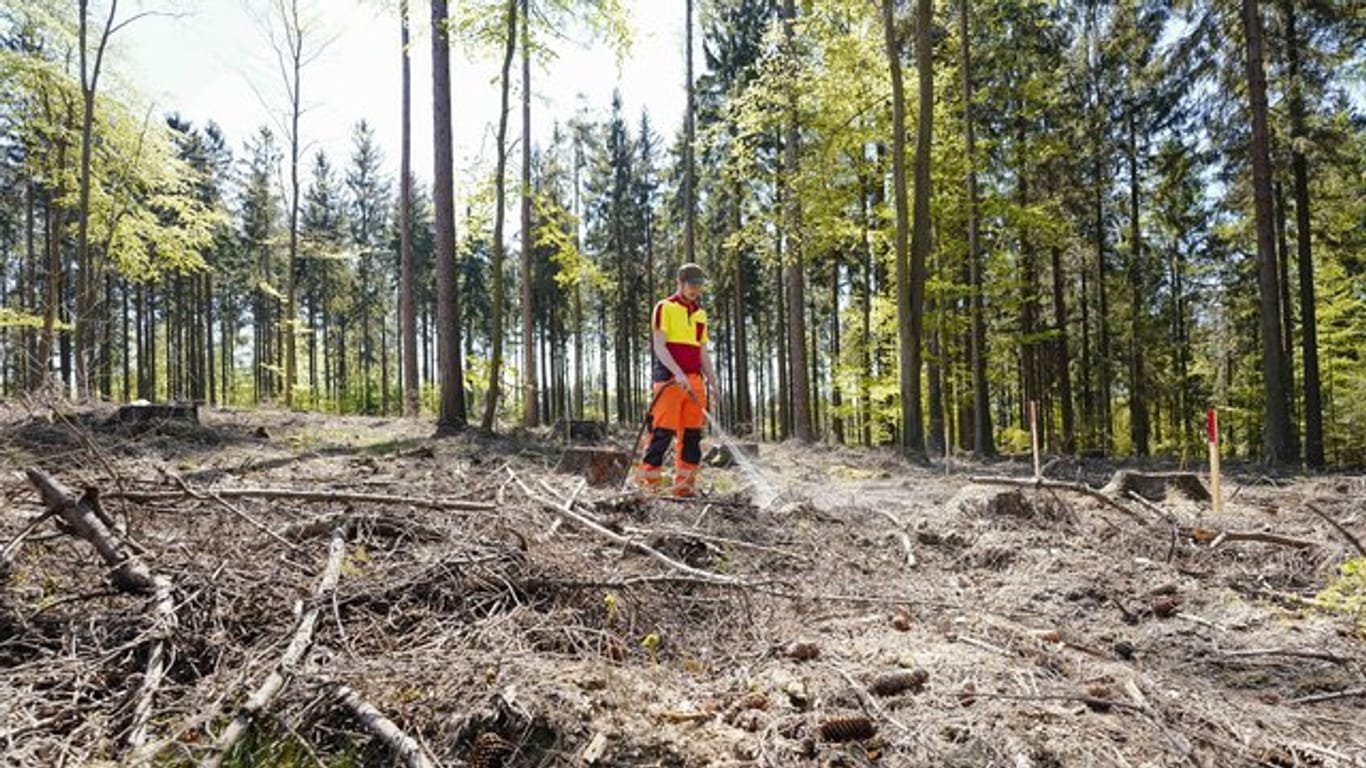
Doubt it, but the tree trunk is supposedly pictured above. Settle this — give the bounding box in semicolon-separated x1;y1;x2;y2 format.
75;0;121;400
121;279;130;401
283;0;304;409
571;132;585;420
1088;5;1113;454
481;0;517;433
683;0;696;265
781;0;811;442
830;256;844;444
906;0;933;454
1274;180;1297;457
520;0;538;428
860;170;874;447
40;180;64;392
1282;0;1323;468
400;3;419;417
882;0;915;453
1241;0;1294;463
731;175;751;429
774;214;789;439
1126;104;1148;457
432;0;466;430
1168;244;1191;447
960;0;992;457
1018;122;1039;424
23;183;38;391
1051;247;1076;453
205;275;215;405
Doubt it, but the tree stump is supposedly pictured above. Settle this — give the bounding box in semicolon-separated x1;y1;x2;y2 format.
555;447;631;488
564;420;607;444
1101;470;1211;503
114;401;199;425
704;442;760;468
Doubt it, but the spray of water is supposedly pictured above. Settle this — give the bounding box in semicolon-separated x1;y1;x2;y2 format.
702;410;779;509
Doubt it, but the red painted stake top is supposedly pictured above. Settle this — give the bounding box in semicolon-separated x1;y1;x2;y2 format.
1207;409;1218;445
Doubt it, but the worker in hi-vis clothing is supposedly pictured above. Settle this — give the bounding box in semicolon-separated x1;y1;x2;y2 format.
637;263;720;497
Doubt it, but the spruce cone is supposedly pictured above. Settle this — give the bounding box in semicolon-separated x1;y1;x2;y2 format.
467;732;514;768
869;669;929;697
818;716;876;742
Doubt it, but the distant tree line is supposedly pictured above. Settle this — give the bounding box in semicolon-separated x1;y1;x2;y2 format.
1;0;1363;467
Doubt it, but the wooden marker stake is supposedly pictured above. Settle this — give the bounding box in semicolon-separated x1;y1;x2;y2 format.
1208;408;1222;516
1029;400;1041;481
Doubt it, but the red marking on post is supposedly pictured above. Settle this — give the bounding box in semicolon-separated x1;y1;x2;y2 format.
1207;409;1218;445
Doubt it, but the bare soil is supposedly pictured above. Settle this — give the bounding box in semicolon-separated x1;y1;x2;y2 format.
2;402;1364;767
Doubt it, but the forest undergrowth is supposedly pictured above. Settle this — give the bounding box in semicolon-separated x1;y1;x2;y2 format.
2;400;1364;767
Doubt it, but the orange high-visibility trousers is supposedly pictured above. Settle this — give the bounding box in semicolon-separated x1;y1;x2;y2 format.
637;373;707;496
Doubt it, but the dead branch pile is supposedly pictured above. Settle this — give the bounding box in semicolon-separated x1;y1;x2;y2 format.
2;407;1365;766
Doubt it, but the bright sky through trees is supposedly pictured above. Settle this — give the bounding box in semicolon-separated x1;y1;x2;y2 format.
120;0;684;190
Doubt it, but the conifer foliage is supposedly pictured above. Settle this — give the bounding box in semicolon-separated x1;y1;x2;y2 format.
1;0;1363;465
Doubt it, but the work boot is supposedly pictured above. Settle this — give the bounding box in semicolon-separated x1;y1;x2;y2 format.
636;463;665;494
672;462;699;497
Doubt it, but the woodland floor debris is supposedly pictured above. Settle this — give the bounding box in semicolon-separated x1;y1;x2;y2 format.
2;402;1365;766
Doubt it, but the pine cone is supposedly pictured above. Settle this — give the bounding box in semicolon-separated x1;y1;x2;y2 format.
869;669;929;697
467;732;514;768
818;716;876;742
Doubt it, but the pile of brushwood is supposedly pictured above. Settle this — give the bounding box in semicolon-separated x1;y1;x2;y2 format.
2;402;1364;767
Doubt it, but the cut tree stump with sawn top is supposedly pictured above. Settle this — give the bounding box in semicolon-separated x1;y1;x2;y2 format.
1101;470;1211;503
556;447;631;488
113;401;199;425
704;442;760;468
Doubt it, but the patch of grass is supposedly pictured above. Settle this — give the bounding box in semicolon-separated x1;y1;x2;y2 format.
218;720;370;768
1315;556;1366;635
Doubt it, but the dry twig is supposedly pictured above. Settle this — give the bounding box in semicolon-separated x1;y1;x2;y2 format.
110;486;496;512
203;528;346;768
506;467;742;586
1305;502;1366;557
332;683;437;768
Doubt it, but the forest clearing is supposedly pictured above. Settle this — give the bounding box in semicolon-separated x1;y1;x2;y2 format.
3;403;1364;766
3;0;1366;764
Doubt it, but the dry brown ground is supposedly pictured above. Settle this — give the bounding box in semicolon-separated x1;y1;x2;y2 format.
2;401;1364;767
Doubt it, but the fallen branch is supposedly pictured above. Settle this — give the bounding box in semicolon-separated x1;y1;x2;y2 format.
276;511;443;544
1290;687;1366;705
869;509;917;568
1220;648;1355;664
507;467;742;586
1305;502;1366;557
1207;529;1318;550
127;573;177;752
26;467;154;594
968;475;1148;525
159;477;308;552
333;683;436;768
203;528;346;768
622;524;812;563
23;469;180;755
0;510;54;570
109;486;496;512
1124;491;1181;525
970;691;1147;713
535;478;585;542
